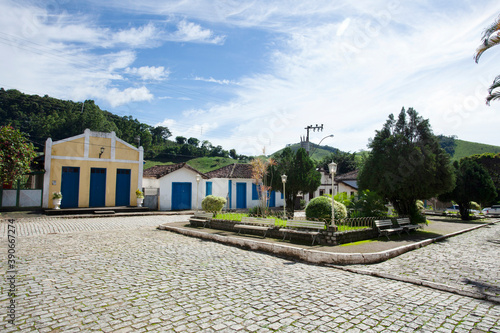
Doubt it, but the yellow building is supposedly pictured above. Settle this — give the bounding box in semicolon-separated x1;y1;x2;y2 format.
43;129;143;209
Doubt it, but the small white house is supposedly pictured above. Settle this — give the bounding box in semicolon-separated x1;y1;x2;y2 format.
205;163;285;210
306;169;358;201
142;163;208;211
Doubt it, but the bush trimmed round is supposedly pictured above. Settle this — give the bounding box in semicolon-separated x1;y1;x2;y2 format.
201;195;226;215
305;196;347;221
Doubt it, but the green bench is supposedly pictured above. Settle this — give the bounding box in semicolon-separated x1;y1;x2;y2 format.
233;217;275;238
279;219;326;245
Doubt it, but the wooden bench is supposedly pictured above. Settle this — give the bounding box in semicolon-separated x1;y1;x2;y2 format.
189;212;213;228
279;220;326;245
396;217;420;235
233;217;275;238
374;219;403;240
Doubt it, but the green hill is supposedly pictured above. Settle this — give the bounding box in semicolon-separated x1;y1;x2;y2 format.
452;139;500;161
271;143;337;161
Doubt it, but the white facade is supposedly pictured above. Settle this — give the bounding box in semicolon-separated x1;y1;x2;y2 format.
207;178;285;210
143;166;205;211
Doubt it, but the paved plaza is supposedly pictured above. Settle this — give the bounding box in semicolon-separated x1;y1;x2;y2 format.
1;215;499;332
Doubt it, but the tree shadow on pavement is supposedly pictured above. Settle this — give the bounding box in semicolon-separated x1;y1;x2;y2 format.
462;278;500;299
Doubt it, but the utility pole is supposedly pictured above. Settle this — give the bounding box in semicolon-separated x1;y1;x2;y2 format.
301;124;323;155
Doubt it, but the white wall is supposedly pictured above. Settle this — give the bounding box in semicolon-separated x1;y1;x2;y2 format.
146;167;204;211
207;178;284;210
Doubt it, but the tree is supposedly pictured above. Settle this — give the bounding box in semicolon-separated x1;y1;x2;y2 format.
358;107;454;222
187;137;199;147
437;135;457;157
229;149;238;159
318;150;357;175
463;153;500;204
267;147;321;215
151;126;172;144
474;14;500;104
175;136;187;145
0;126;37;186
439;159;497;220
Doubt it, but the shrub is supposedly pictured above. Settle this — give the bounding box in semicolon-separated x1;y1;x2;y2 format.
201;195;226;216
470;201;481;211
305;196;347;222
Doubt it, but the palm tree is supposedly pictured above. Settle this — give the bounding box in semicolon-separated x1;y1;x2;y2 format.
474;15;500;105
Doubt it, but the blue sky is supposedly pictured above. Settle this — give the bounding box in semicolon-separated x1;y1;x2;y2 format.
1;0;499;156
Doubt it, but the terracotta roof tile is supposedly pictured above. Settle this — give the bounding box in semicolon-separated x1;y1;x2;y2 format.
205;163;253;179
143;163;208;179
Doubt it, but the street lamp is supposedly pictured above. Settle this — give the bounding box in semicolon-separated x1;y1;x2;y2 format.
328;162;337;227
281;174;287;219
196;174;201;212
309;134;334;157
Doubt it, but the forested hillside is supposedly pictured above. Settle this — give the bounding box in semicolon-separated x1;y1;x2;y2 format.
0;89;245;162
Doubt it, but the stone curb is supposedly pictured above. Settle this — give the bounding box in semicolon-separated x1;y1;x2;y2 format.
327;264;500;304
157;221;497;265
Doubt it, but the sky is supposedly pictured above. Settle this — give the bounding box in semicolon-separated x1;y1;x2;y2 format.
1;0;499;157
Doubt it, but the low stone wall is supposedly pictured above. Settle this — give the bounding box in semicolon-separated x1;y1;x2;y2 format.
190;218;377;246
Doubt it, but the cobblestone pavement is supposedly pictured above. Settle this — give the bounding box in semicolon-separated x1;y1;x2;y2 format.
0;216;499;332
347;222;500;299
0;215;191;237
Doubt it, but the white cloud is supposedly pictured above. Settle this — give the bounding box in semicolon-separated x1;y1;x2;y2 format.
105;87;154;107
126;66;170;80
194;76;239;85
171;20;226;44
155;118;219;138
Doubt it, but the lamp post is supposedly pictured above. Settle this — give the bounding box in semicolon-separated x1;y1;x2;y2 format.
309;134;334;157
196;174;201;212
328;162;337;227
281;174;287;219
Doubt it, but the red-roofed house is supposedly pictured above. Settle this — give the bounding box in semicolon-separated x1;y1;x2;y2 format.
143;163;209;211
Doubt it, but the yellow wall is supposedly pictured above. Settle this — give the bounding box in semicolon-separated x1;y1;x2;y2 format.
116;141;139;160
89;137;112;160
48;135;140;208
52;137;85;157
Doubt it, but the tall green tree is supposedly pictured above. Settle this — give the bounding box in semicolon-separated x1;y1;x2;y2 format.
358;107;454;222
267;147;321;214
318;150;357;175
460;153;500;205
0;126;37;186
474;14;500;104
439;159;497;220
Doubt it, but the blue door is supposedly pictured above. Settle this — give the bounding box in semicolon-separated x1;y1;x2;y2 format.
269;190;276;207
61;167;80;208
236;183;247;209
89;168;106;207
172;182;192;210
115;169;131;206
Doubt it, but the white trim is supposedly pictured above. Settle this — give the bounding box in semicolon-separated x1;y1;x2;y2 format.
111;131;116;160
52;133;86;145
115;136;139;150
50;155;141;164
84;128;90;158
42;138;52;208
138;146;143;190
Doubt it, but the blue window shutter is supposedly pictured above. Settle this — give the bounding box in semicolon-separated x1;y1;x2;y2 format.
252;184;259;200
206;182;212;196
